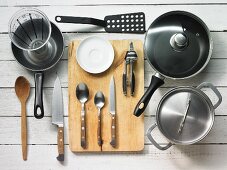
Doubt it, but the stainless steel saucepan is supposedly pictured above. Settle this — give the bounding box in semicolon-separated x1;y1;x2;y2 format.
146;82;222;150
134;11;213;117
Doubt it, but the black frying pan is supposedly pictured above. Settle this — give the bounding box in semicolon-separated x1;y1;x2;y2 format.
12;22;64;119
134;11;213;117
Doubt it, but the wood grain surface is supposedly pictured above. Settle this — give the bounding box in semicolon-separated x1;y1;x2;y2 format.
68;40;144;152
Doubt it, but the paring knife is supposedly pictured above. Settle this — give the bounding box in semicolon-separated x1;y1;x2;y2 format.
109;76;116;148
52;76;64;161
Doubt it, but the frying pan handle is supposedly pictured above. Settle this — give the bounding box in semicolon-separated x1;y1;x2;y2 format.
134;74;164;117
197;82;222;109
147;123;172;150
34;72;44;119
55;16;107;27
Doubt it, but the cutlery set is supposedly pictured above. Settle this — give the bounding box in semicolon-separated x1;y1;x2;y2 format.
11;7;223;161
75;76;116;149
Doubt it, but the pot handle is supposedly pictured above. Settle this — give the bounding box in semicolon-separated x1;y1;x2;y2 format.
134;73;164;117
146;123;172;150
55;16;107;27
34;72;44;119
197;82;222;109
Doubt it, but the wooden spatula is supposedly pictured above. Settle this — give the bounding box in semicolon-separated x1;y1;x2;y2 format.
15;76;30;161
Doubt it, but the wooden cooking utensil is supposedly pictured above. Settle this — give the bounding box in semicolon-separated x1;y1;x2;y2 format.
15;76;30;161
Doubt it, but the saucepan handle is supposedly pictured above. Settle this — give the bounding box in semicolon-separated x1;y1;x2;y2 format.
55;16;107;27
197;82;222;109
34;72;44;119
146;123;172;150
134;73;164;117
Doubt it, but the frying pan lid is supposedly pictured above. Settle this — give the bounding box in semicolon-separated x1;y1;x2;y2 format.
145;11;212;79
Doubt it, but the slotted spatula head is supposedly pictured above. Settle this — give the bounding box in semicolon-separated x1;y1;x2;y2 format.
104;12;146;34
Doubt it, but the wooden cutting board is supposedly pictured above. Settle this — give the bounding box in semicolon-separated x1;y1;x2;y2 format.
68;40;144;152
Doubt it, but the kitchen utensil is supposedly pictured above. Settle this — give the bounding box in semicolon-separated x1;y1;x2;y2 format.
10;8;64;119
109;76;116;148
55;12;145;34
178;97;191;134
68;40;144;152
76;83;89;149
51;76;64;161
147;82;222;150
9;8;51;51
76;36;114;74
94;91;105;147
123;42;137;96
134;11;213;117
15;76;30;161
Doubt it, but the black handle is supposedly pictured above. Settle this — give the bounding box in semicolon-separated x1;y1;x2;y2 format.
131;72;135;96
134;75;164;117
123;73;127;95
55;16;107;27
34;72;44;119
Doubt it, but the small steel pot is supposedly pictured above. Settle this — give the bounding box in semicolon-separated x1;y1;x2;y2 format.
147;82;222;150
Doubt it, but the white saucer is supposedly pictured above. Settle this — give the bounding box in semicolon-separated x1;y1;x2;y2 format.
76;36;114;74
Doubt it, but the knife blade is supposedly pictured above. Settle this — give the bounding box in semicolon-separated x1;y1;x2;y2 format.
52;76;64;161
109;76;116;148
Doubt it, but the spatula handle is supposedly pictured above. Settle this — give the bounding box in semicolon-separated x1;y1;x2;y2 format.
55;16;107;27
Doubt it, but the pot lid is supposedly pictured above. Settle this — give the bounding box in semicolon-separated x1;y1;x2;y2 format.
156;87;214;144
145;11;212;79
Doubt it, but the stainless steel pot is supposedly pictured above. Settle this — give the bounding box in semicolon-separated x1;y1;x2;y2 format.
146;82;222;150
134;11;213;117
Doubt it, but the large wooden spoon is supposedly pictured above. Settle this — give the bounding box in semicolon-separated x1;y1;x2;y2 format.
15;76;30;161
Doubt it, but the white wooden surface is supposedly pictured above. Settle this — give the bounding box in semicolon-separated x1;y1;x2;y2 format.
1;1;227;170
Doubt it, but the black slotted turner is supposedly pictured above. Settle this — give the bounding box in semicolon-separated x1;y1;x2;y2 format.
55;12;145;34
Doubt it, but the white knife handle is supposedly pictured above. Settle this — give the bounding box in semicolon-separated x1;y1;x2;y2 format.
110;114;116;148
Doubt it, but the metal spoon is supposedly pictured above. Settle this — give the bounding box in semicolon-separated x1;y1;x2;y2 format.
76;83;89;149
94;91;105;147
15;76;30;161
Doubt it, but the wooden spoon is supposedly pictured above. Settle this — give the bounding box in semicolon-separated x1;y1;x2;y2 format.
15;76;30;161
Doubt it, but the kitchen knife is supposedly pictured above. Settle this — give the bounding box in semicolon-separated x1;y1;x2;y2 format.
52;76;64;161
109;76;116;148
